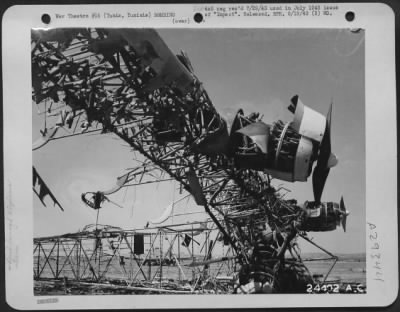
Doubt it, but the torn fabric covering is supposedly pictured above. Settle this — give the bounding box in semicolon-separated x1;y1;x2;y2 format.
236;121;270;154
150;203;174;225
102;172;130;195
33;167;64;211
181;234;192;247
105;29;194;93
80;172;130;209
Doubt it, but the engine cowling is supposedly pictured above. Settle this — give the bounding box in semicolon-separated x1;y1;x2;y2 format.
298;199;349;232
230;95;327;182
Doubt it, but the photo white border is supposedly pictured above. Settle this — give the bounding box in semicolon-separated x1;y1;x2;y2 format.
2;3;397;309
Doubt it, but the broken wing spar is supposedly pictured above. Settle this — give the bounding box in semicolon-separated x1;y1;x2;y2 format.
33;166;64;211
32;127;59;151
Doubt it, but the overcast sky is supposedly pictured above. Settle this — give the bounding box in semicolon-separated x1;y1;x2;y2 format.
33;28;365;254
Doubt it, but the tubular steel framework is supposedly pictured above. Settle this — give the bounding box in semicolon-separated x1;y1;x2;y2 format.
34;223;237;294
32;28;343;293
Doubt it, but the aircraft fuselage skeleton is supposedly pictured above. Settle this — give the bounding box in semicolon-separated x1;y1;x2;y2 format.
31;28;348;293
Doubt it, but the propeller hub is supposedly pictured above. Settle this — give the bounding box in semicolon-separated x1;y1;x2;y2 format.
327;153;338;168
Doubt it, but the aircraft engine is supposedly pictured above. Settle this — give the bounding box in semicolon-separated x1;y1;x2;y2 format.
229;96;324;182
230;95;338;203
264;119;316;182
297;197;349;232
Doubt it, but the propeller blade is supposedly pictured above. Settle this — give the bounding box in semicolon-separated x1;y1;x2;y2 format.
340;196;348;232
320;101;332;163
340;196;345;212
342;216;347;232
312;101;333;204
312;166;330;204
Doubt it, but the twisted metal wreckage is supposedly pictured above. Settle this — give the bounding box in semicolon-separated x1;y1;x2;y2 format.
32;28;350;294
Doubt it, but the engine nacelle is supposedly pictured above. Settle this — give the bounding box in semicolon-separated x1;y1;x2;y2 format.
230;96;328;182
298;201;348;232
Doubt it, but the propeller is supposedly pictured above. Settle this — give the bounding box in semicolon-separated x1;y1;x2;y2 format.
312;101;338;204
339;196;349;232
